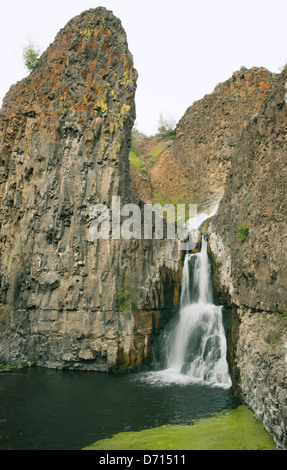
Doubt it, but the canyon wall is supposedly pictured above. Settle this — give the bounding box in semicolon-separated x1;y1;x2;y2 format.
0;4;286;451
148;67;275;212
135;63;286;449
208;66;287;449
0;8;181;372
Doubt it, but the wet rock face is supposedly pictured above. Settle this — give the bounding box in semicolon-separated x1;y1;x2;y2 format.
208;66;287;449
0;8;181;371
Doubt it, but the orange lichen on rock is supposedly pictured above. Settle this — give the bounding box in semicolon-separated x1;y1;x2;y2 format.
1;5;139;140
91;60;97;73
259;81;270;90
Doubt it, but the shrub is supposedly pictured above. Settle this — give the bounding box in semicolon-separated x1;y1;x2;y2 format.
23;41;41;72
117;270;137;314
236;223;250;241
131;127;147;146
157;113;176;137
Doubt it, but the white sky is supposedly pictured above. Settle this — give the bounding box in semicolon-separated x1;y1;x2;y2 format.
0;0;286;135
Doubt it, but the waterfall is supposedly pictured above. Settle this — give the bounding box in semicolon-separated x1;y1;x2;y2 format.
165;235;231;387
147;234;232;389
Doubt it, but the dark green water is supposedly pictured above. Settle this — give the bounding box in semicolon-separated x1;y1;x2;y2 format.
0;367;239;450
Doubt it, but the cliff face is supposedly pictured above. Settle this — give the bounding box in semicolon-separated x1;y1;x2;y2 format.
0;8;181;371
0;4;285;451
149;68;275;211
208;66;287;449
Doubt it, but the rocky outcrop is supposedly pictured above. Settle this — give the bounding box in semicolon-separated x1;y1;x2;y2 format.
0;8;181;371
208;66;287;449
149;68;275;211
0;3;285;452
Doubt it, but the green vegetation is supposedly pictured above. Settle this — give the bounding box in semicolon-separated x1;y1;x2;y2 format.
215;260;223;268
23;41;41;72
152;194;191;229
129;138;170;170
130;122;176;170
157;112;176;138
117;270;137;314
129;148;147;173
83;405;277;451
0;358;36;372
152;179;196;226
236;223;250;241
117;286;135;314
148;141;168;167
151;141;167;159
267;311;287;346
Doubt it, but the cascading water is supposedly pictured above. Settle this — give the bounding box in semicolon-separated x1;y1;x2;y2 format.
165;235;231;387
147;233;232;389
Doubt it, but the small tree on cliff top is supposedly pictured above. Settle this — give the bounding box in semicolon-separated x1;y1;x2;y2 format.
157;112;176;137
22;41;41;72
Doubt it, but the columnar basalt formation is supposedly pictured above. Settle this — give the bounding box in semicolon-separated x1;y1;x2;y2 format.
0;4;286;452
0;8;181;371
208;66;287;449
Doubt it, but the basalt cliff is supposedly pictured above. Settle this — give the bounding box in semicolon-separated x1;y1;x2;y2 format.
0;7;286;451
130;67;275;212
208;66;287;449
0;8;181;372
128;64;286;449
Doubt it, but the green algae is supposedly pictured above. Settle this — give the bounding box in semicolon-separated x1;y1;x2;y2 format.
83;406;278;451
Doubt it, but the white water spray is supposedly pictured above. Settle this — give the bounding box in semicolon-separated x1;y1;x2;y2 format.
166;235;231;387
145;234;232;388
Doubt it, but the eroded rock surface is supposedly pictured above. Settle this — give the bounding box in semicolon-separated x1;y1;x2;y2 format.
208;66;287;449
0;4;286;452
0;8;181;371
150;68;275;212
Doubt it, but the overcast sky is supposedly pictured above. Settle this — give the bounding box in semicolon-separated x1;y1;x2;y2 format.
1;0;286;135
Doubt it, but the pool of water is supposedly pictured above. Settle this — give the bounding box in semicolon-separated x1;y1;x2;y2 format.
0;367;239;450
